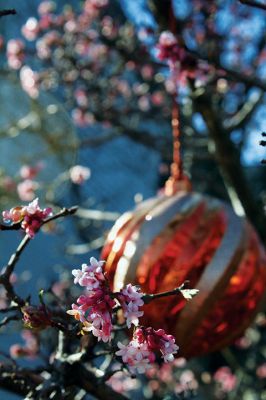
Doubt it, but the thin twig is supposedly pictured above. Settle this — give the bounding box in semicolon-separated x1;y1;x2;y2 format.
0;206;78;306
0;314;20;328
239;0;266;10
0;223;21;231
143;281;189;304
0;9;16;18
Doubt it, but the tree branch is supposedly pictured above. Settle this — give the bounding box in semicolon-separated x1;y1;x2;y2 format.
239;0;266;10
0;9;16;18
76;364;129;400
187;48;266;91
194;91;266;242
223;91;264;133
0;206;78;306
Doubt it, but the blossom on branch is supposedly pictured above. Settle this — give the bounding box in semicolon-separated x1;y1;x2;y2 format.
2;198;52;237
116;327;179;374
22;304;52;330
118;284;144;328
68;258;146;341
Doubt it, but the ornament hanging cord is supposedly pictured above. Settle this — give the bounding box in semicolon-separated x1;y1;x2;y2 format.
164;3;191;196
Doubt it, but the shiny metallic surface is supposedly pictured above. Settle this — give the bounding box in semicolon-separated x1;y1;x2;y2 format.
101;192;266;358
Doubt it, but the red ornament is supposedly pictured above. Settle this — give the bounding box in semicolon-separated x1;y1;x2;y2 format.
101;190;266;358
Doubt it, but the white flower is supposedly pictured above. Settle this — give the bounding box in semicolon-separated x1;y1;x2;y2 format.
69;165;91;184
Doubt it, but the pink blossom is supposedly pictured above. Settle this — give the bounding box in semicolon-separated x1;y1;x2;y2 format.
17;179;39;201
118;284;144;328
20;162;44;180
256;363;266;379
36;38;51;59
38;1;56;15
20;66;39;98
69;165;91;184
7;39;25;69
22;18;39;41
68;257;116;343
116;341;155;374
135;327;179;363
72;257;105;288
214;366;237;392
67;303;87;322
82;310;112;342
74;89;89;107
10;330;39;359
116;327;179;374
158;31;177;48
2;198;52;238
39;14;54;30
123;301;144;328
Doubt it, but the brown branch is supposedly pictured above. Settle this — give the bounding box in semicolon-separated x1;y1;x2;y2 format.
0;365;42;397
0;314;20;328
143;281;188;303
239;0;266;10
223;91;264;133
187;48;266;91
0;223;21;231
76;364;129;400
0;206;78;306
0;9;16;18
194;91;266;243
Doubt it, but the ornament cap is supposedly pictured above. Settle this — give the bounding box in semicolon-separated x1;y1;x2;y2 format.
164;174;192;196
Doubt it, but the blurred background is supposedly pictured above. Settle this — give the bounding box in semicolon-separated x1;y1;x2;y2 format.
0;0;265;399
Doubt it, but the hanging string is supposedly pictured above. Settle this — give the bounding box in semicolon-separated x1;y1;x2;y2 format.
164;2;191;196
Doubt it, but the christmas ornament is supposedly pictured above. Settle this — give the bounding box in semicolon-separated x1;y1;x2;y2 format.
102;189;266;358
101;70;266;359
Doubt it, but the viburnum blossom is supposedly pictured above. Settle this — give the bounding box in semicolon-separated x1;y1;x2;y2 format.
2;198;52;238
116;340;155;374
67;257;145;342
135;327;179;363
20;162;44;180
116;327;179;374
69;165;91;184
67;258;180;369
157;31;199;83
10;330;39;359
6;39;25;69
118;284;144;328
72;257;105;289
17;179;39;201
67;257;115;342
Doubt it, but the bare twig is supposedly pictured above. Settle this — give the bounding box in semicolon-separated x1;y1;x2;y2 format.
0;206;78;306
0;314;20;328
76;364;129;400
0;9;16;18
0;223;21;231
187;47;266;91
143;281;190;304
224;91;264;132
239;0;266;11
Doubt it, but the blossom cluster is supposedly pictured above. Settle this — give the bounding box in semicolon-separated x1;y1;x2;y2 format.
157;31;199;83
67;257;179;373
116;327;179;374
67;257;144;342
2;198;52;237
